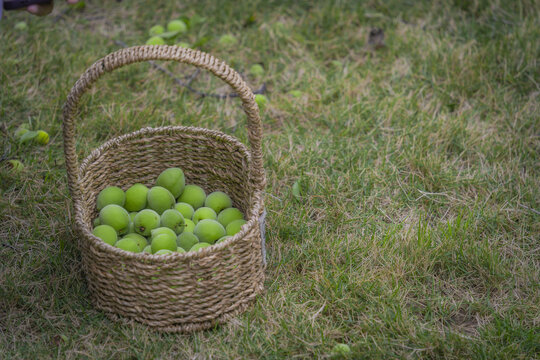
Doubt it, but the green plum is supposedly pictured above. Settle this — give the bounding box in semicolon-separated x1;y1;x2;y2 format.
147;186;175;214
99;204;130;234
154;249;174;255
217;207;244;227
176;247;186;253
133;209;160;236
124;184;148;212
204;191;232;214
192;207;217;224
174;202;194;220
167;20;187;33
92;225;117;246
194;219;225;244
216;235;231;244
190;242;211;252
177;185;206;209
151;233;178;253
177;232;199;251
183;219;195;233
146;36;166;45
226;219;248;236
149;25;165;36
161;209;185;234
122;233;148;251
156;167;185;199
150;227;177;242
115;238;141;253
250;64;264;77
96;186;125;211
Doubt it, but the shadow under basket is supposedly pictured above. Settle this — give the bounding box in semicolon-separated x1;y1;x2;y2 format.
63;46;267;333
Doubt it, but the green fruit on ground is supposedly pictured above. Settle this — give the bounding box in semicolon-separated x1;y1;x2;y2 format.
147;186;175;214
177;185;206;209
146;36;166;45
34;130;49;145
217;207;244;227
332;343;351;356
177;42;190;48
115;238;141;253
190;242;211;252
96;186;125;211
92;225;117;246
149;25;165;36
154;249;174;255
14;22;27;31
150;227;177;242
216;235;231;244
218;34;237;46
250;64;264;77
160;209;185;234
156;167;185;198
133;209;160;236
226;219;248;236
151;233;178;253
194;219;225;244
192;207;217;224
124;183;149;212
174;202;194;220
204;191;232;214
99;204;130;234
176;247;186;253
288;90;303;98
255;94;268;109
183;219;195;233
122;233;147;251
143;245;152;253
167;20;187;33
177;232;199;251
7;159;24;172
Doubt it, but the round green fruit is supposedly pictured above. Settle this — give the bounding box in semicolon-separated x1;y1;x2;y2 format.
92;225;117;246
250;64;264;77
176;247;186;253
149;25;165;36
14;22;28;31
34;130;49;145
124;183;148;212
332;343;351;356
99;204;130;234
167;20;187;33
204;191;232;214
190;242;211;252
115;238;141;253
174;202;194;220
218;34;237;46
254;94;268;109
154;249;174;255
177;232;199;251
192;207;217;224
96;186;125;211
146;36;166;45
216;235;231;244
147;186;175;214
194;219;225;244
156;167;185;199
184;219;195;233
7;160;24;173
122;233;148;251
150;227;177;242
226;219;247;236
177;185;206;209
151;233;178;253
133;209;160;236
217;207;244;227
160;209;185;234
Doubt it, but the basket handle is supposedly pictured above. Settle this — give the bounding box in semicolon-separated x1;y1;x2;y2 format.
63;45;266;204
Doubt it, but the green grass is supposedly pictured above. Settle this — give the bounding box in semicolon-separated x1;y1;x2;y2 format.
1;0;539;358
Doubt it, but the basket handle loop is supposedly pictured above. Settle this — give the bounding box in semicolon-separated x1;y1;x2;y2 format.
63;45;266;204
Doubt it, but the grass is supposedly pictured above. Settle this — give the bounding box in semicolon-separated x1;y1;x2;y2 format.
1;0;539;358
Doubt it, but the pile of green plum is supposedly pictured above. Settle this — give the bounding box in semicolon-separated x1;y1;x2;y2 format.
92;168;246;255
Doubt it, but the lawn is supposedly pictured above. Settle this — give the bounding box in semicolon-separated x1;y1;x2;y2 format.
0;0;539;358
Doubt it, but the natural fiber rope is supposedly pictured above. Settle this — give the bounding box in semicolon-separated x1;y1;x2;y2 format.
61;46;267;333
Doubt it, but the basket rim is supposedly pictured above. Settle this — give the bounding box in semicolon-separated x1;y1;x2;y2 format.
75;125;264;263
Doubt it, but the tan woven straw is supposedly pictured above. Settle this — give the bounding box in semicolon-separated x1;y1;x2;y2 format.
62;45;267;333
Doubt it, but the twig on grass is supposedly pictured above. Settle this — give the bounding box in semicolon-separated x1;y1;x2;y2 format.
114;40;267;99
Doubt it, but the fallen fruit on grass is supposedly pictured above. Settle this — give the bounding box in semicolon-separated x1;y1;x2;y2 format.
217;207;244;227
160;209;185;234
133;209;160;236
96;186;125;211
177;232;199;251
183;219;195;233
149;25;165;36
151;233;178;253
177;184;206;209
124;183;148;212
34;130;49;145
218;34;237;46
92;225;117;246
99;204;130;234
250;64;264;77
254;94;268;108
7;160;24;172
147;186;175;214
190;242;211;252
226;219;247;236
332;343;351;356
174;202;194;220
156;167;185;198
115;238;141;253
14;22;27;31
194;219;225;244
146;36;166;45
204;191;232;214
167;20;187;33
192;207;217;224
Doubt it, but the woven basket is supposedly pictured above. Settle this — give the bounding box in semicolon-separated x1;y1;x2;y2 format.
62;45;267;333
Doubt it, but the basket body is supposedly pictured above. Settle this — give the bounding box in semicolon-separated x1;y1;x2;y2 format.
75;126;265;332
